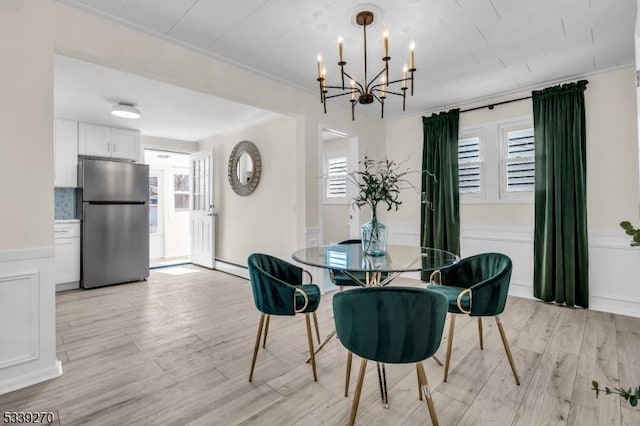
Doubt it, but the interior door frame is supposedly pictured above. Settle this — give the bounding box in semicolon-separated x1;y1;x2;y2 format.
318;126;359;246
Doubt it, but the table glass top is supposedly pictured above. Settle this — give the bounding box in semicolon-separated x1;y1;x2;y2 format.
292;244;459;273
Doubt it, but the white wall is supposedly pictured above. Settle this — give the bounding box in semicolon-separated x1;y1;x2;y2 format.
0;0;61;395
384;66;640;317
140;135;199;156
200;116;298;265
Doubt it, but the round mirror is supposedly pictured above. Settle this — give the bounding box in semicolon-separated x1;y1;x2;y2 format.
228;140;261;196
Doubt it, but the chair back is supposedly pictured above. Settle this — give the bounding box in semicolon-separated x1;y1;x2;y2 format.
247;253;302;316
333;287;448;364
339;239;361;245
440;253;512;316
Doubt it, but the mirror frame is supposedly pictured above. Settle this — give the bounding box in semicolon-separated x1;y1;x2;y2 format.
228;140;262;196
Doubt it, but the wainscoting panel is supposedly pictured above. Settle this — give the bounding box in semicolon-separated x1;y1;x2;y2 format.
388;223;640;318
0;270;39;369
0;247;62;395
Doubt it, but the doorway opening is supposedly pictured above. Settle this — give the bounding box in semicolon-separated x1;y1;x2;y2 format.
319;127;359;245
145;149;191;268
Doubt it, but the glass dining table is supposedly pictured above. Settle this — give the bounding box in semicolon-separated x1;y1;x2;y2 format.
292;244;459;287
292;244;459;407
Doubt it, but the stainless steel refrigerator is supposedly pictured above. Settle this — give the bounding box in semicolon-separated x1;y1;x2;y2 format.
79;159;149;289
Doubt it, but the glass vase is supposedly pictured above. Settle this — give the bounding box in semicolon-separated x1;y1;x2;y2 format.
361;210;388;256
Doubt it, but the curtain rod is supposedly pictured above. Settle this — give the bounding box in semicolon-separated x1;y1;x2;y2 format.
460;95;532;113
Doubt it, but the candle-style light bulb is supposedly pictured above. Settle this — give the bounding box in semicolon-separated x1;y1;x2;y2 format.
350;80;356;100
322;67;327;80
317;55;323;79
383;28;389;57
402;64;408;88
338;36;344;62
409;40;415;70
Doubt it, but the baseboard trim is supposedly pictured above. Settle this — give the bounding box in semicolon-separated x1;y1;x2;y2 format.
509;281;535;300
215;259;249;280
0;361;62;396
55;281;79;292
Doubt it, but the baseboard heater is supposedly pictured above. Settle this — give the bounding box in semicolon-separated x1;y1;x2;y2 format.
215;257;249;280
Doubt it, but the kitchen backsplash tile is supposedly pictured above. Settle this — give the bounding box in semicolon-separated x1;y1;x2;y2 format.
55;188;76;220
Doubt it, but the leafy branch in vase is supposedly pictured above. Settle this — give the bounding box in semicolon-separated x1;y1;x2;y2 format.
591;380;640;407
348;156;435;212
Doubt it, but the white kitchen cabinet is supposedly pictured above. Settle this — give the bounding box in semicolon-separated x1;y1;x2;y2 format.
111;128;140;160
78;123;140;162
78;123;111;158
54;221;80;291
54;119;79;187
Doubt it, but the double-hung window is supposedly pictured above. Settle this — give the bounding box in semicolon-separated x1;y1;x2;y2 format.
500;123;535;199
173;170;190;211
324;154;348;203
458;132;484;198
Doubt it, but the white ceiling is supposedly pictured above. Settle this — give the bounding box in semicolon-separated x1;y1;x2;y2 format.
60;0;636;119
54;55;280;141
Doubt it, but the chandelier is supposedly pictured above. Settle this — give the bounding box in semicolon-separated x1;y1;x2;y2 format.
315;10;416;120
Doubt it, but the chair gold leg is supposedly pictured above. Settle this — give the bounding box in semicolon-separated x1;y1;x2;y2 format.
416;363;423;401
249;314;265;382
444;313;456;382
345;350;353;397
262;314;270;349
313;312;321;345
432;355;443;366
305;314;318;381
495;315;520;385
417;362;439;426
348;359;368;426
478;317;484;350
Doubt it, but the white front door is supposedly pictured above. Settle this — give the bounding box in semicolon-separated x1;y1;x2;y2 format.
190;150;215;268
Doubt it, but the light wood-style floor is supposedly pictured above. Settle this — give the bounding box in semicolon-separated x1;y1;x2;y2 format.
1;265;639;425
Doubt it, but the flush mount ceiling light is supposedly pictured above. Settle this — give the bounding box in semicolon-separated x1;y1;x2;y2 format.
315;9;416;120
110;103;142;119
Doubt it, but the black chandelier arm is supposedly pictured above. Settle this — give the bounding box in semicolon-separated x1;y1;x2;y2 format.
386;77;412;86
366;67;388;91
341;71;365;93
324;91;359;100
372;88;405;97
323;84;355;91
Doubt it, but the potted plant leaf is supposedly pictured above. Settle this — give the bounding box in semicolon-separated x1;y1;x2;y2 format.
620;221;640;246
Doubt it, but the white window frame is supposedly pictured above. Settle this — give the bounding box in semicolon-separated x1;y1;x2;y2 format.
458;127;486;201
323;152;349;205
171;167;190;214
499;120;535;202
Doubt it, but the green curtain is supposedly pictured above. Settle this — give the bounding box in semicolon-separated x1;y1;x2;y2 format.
421;109;460;281
533;80;589;308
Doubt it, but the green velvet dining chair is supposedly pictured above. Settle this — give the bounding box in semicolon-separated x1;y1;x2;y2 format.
329;239;387;288
247;253;322;382
426;252;520;385
333;287;448;426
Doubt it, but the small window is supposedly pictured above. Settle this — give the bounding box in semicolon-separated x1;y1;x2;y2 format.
458;136;483;196
325;155;348;201
502;127;535;197
174;172;190;211
149;175;158;233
